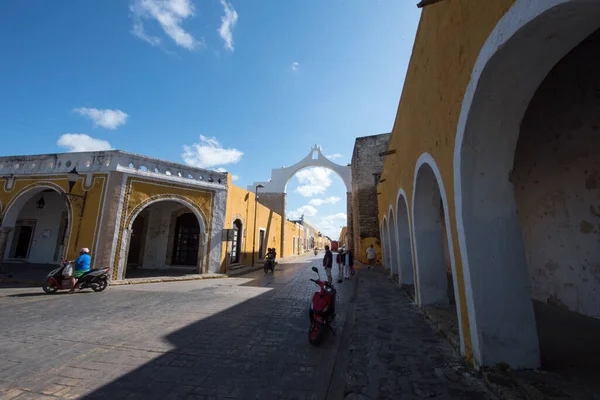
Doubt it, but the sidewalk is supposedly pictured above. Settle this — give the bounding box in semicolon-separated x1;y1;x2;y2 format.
338;264;496;400
226;251;315;277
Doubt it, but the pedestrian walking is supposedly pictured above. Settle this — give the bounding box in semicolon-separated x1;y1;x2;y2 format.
322;245;333;284
343;249;354;280
335;250;343;283
366;244;376;270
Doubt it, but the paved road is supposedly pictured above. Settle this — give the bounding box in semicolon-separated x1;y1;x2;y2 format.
0;255;499;400
341;267;496;400
0;254;352;400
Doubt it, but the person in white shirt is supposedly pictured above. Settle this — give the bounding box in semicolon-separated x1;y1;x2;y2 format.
366;244;376;270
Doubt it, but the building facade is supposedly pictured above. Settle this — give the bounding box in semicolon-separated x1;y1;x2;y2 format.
0;151;227;280
376;0;600;369
351;133;390;264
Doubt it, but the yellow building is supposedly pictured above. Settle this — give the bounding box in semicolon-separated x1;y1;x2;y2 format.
376;0;600;369
0;151;228;280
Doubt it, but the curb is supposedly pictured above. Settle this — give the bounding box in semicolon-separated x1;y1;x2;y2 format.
111;274;227;285
325;263;361;400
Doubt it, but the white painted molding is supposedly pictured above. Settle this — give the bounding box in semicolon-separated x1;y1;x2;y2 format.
411;152;464;354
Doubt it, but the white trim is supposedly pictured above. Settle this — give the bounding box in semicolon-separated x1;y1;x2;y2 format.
453;0;600;367
387;205;397;277
395;188;416;289
411;152;464;354
111;173;128;280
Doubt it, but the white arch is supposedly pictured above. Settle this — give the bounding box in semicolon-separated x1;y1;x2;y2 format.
381;216;390;272
1;183;73;261
247;145;352;193
395;188;415;287
117;196;209;280
411;152;464;354
453;0;600;368
387;205;399;278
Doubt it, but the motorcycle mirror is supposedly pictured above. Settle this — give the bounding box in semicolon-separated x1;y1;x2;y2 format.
311;267;318;273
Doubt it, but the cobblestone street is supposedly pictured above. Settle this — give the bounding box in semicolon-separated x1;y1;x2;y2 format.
0;256;497;400
340;266;496;400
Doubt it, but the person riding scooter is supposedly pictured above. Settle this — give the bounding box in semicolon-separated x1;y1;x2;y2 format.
68;247;91;294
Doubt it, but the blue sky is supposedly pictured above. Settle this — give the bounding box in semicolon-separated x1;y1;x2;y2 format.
0;0;420;238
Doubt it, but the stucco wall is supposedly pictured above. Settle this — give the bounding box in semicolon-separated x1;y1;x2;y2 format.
514;28;600;318
376;0;517;360
224;183;284;269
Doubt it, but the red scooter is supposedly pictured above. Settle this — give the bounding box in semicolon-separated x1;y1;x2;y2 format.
43;258;110;294
308;266;337;345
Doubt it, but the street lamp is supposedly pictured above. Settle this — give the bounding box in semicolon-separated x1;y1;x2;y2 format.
65;168;87;215
251;184;264;266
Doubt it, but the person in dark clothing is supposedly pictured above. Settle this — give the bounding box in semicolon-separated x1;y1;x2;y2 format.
343;249;354;280
322;245;333;284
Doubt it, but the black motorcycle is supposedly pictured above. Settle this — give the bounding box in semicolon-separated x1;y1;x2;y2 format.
264;248;277;273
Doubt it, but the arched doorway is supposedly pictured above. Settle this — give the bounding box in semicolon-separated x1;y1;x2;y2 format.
454;1;600;368
381;218;391;273
413;155;462;351
230;219;243;264
396;190;414;290
1;187;70;267
387;208;399;280
122;200;206;279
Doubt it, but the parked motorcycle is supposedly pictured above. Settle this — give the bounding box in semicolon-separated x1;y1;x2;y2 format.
43;259;110;294
264;248;277;273
308;266;337;345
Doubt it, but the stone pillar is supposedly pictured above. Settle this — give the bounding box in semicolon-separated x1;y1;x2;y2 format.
346;192;353;250
0;227;13;269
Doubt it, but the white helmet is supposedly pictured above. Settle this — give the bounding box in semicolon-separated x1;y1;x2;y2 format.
80;247;90;253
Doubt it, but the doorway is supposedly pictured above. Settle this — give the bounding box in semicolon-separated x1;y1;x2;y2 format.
258;229;265;259
230;219;242;264
10;221;36;259
172;213;200;266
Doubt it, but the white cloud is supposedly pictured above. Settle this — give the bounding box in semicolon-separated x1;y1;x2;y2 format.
292;205;318;218
218;0;238;51
131;0;199;50
182;135;243;169
73;107;128;130
315;213;348;238
291;61;299;71
322;213;347;223
295;167;332;197
232;174;240;181
309;196;341;207
326;153;342;160
57;134;113;153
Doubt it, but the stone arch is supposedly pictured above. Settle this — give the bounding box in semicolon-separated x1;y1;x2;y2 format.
387;206;399;279
381;216;391;272
453;0;600;368
395;188;415;287
0;183;73;263
115;195;209;280
412;153;463;353
248;145;351;193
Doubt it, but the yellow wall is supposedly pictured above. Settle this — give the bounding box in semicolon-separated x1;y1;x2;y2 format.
376;0;516;361
0;174;108;265
223;178;283;271
112;176;215;279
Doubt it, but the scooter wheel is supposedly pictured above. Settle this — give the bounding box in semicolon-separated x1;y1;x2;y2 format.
264;266;269;273
91;277;108;292
43;281;58;294
308;321;324;345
